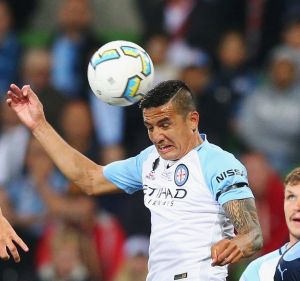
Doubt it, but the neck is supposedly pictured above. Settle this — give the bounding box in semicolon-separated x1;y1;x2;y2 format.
183;131;203;157
193;131;203;147
288;236;299;248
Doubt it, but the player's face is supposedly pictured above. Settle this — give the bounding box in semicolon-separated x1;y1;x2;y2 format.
143;101;200;160
284;183;300;244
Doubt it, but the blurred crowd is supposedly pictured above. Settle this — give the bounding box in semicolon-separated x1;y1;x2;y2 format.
0;0;300;280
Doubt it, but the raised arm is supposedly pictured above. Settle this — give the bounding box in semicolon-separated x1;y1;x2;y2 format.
7;84;119;195
211;198;263;266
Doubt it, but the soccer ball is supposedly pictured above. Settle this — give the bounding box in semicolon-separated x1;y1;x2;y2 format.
87;40;154;106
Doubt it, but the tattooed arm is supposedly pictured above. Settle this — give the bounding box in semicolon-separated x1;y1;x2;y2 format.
211;198;263;266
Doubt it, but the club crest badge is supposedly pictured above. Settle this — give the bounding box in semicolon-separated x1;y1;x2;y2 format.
174;164;189;186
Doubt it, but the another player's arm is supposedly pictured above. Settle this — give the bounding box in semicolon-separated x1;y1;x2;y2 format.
7;84;119;196
211;198;263;266
0;207;29;262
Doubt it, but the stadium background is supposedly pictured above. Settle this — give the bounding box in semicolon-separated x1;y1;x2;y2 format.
0;0;300;280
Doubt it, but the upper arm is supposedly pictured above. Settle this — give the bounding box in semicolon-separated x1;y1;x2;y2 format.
81;147;151;195
198;146;261;250
70;163;120;195
74;146;154;195
199;148;253;204
88;164;121;195
101;146;154;194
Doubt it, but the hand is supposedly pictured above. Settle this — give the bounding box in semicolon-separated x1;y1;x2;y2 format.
0;213;29;262
7;84;46;131
211;239;244;266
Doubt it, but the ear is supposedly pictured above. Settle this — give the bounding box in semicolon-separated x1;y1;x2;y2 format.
188;111;199;132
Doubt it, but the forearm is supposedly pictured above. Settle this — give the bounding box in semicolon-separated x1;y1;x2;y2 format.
32;120;102;195
7;84;119;195
232;226;263;257
223;198;263;258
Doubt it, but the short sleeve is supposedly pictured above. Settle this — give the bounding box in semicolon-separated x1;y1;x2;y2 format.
103;146;154;194
199;145;254;205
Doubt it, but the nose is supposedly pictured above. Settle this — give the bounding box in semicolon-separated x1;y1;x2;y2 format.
150;127;164;144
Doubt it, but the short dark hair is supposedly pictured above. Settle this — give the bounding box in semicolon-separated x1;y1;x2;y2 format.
284;167;300;186
139;80;196;116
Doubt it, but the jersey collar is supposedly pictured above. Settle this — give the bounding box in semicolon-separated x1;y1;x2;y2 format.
194;133;207;151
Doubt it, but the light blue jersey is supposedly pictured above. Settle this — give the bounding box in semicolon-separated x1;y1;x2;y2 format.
240;244;288;281
104;134;254;281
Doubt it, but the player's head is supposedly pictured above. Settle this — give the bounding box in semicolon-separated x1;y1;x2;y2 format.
284;167;300;244
139;80;200;160
140;80;196;116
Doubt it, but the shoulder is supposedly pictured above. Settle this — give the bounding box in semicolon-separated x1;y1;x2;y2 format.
127;145;157;168
279;241;300;266
282;241;300;259
251;248;283;267
103;145;156;194
195;136;252;204
196;137;247;186
197;139;243;169
138;145;156;159
274;242;300;281
105;145;156;173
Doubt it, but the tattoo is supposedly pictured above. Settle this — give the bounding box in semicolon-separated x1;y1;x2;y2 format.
223;198;257;233
223;198;263;257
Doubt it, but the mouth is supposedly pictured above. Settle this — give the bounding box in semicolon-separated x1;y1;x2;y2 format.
157;144;174;154
291;217;300;224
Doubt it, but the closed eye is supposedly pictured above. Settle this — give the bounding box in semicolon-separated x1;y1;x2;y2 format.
158;119;172;129
160;122;170;129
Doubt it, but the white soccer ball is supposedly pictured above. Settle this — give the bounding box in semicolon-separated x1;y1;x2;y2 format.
87;40;154;106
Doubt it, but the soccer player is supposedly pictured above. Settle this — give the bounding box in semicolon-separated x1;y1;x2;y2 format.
240;167;300;281
0;207;29;262
7;80;263;280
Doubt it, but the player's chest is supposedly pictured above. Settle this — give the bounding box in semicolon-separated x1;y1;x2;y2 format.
142;156;212;210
